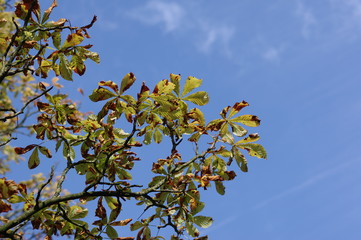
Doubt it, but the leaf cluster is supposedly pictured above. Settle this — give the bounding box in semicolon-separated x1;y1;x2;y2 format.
0;1;267;240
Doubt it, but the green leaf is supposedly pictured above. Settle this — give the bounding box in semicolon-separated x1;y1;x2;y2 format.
109;208;121;223
183;91;209;106
85;50;100;63
190;200;205;215
106;225;118;239
89;87;117;102
215;181;225;195
237;143;267;159
186;222;199;237
148;176;165;188
28;148;40;169
68;206;88;219
117;168;132;180
130;221;143;231
143;130;152;145
153;128;163;144
230;123;247;137
182;76;202;96
63;144;75;161
51;31;61;49
119;72;136;94
232;115;261;127
233;147;248;172
71;55;86;76
38;146;52;158
170;73;181;96
193;216;213;228
105;196;119;210
59;54;72;80
8;195;26;203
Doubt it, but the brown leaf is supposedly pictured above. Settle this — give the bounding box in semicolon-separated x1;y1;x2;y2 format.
44;0;58;14
0;178;20;199
81;15;97;29
95;197;107;219
110;218;132;226
0;200;12;213
99;80;119;92
53;18;67;26
36;102;50;111
14;144;38;155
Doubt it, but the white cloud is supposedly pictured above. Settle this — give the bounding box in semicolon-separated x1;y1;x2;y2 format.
128;0;235;57
197;22;235;56
295;1;317;38
128;0;185;32
262;47;282;63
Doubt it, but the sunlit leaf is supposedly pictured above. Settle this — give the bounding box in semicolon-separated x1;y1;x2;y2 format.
59;54;72;80
119;72;136;94
71;55;86;76
232;115;261;127
236;133;260;144
183;91;209;106
99;80;119;92
153;79;175;94
42;0;57;23
170;73;181;96
193;216;213;228
89;87;117;102
153;128;163;144
68;206;88;219
110;218;132;226
237;143;267;159
233;147;248;172
182;76;202;96
228;101;249;118
62;33;84;49
8;195;26;204
230;123;247;137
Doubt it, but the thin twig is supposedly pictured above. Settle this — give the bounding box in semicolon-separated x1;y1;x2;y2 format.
35;167;55;208
0;137;17;147
0;86;53;122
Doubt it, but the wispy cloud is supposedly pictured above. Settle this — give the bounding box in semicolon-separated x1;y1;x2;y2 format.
342;0;361;19
128;0;235;57
262;46;283;63
295;1;317;38
196;21;235;57
128;0;185;32
253;160;355;209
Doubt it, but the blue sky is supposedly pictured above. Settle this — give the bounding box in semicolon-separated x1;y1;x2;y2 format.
9;0;361;239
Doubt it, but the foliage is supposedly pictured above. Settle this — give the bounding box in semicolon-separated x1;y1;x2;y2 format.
0;1;267;239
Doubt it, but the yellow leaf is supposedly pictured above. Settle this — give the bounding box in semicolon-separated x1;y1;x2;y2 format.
62;33;84;49
182;76;202;96
232;115;261;127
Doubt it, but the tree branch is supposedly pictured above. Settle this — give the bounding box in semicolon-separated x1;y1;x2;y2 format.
0;86;53;122
0;190;141;236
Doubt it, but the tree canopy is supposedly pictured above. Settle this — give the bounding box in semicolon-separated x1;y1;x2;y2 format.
0;1;267;239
